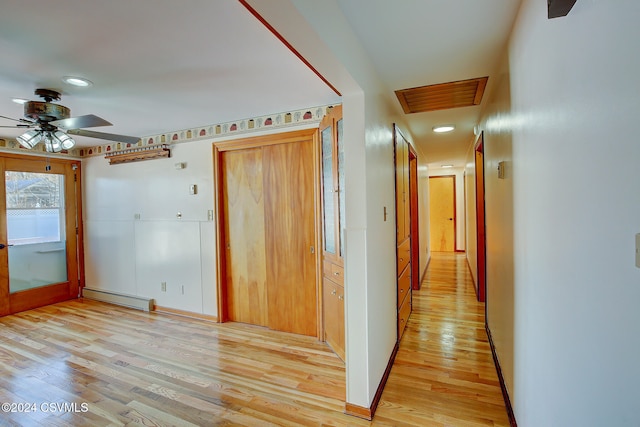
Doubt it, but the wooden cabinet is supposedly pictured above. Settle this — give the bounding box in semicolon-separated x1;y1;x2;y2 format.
320;106;345;360
394;125;412;340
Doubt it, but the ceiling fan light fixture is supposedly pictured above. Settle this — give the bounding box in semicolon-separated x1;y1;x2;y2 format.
43;130;75;153
433;125;455;133
16;130;42;149
62;76;93;87
53;130;76;150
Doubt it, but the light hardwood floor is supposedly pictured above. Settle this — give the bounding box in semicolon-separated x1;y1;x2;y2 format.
0;252;508;426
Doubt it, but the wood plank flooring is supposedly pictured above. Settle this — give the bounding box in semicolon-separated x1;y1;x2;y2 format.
374;252;510;426
0;252;509;426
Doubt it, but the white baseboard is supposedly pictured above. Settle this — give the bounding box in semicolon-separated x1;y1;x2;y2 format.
82;288;154;312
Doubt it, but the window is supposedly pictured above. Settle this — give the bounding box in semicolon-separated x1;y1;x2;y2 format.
5;171;65;245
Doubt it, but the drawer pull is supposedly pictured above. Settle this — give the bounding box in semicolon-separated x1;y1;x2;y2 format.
331;289;337;295
334;272;340;276
338;295;344;301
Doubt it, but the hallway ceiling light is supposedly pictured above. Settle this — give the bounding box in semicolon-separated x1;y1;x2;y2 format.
11;97;29;104
441;164;453;168
433;125;455;133
62;76;93;87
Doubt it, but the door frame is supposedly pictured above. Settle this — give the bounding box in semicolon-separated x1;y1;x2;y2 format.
212;128;322;336
0;152;84;316
408;144;420;290
475;133;487;302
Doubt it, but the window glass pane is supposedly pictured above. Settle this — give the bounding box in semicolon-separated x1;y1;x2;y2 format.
337;119;345;257
6;172;64;245
321;126;336;254
6;171;67;292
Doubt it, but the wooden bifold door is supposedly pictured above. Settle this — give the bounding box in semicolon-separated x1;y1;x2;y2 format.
214;129;320;337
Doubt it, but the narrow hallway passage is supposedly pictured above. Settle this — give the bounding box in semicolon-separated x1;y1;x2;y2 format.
374;252;510;426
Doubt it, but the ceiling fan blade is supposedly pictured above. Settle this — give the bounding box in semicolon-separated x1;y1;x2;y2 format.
0;124;34;128
66;129;140;145
0;115;34;125
53;114;112;129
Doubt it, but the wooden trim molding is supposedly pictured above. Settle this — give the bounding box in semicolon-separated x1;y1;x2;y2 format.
154;305;218;323
238;0;341;97
345;342;399;420
486;324;518;427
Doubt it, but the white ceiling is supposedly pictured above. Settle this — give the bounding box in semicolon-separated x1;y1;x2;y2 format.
0;0;521;169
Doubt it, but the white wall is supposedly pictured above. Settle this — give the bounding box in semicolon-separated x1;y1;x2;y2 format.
429;167;466;251
83;140;218;315
416;156;431;282
477;50;516;405
478;0;640;425
246;0;408;409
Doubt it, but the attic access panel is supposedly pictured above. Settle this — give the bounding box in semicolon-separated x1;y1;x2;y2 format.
395;76;488;114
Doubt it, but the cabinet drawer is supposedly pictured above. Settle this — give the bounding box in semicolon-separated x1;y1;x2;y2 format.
397;264;411;307
326;263;344;286
397;238;410;274
398;292;411;339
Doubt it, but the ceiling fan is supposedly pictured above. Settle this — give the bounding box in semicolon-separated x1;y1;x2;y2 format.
0;88;140;153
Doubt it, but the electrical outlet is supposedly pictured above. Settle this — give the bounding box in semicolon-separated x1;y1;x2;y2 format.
161;282;167;292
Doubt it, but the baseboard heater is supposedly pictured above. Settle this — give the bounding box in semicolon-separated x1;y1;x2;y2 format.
82;288;154;312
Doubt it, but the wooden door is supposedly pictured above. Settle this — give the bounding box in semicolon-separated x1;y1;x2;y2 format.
264;140;317;336
0;154;83;316
215;129;320;337
429;176;455;251
222;148;268;327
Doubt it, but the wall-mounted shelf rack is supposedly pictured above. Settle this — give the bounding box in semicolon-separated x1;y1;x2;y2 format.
105;144;170;165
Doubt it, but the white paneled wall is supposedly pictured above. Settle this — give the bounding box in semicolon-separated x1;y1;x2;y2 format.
83;140;217;315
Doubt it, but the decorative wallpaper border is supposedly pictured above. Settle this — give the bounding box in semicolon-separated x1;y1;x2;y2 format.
80;104;337;158
0;138;83;158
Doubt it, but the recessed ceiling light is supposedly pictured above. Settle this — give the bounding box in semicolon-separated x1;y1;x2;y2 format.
62;76;93;87
11;98;29;104
433;125;455;133
441;164;454;168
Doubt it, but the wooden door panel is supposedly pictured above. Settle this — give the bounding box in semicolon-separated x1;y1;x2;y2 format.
429;176;455;251
263;141;317;336
222;149;268;327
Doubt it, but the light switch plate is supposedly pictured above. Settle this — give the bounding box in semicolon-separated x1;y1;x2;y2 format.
636;234;640;268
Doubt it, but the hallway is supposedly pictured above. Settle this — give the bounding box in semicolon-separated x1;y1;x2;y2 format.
374;252;510;426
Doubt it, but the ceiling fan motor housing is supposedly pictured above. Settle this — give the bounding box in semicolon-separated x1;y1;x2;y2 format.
24;101;70;123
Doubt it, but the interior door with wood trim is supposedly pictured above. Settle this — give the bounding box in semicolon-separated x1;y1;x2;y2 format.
429;175;456;252
0;155;82;316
